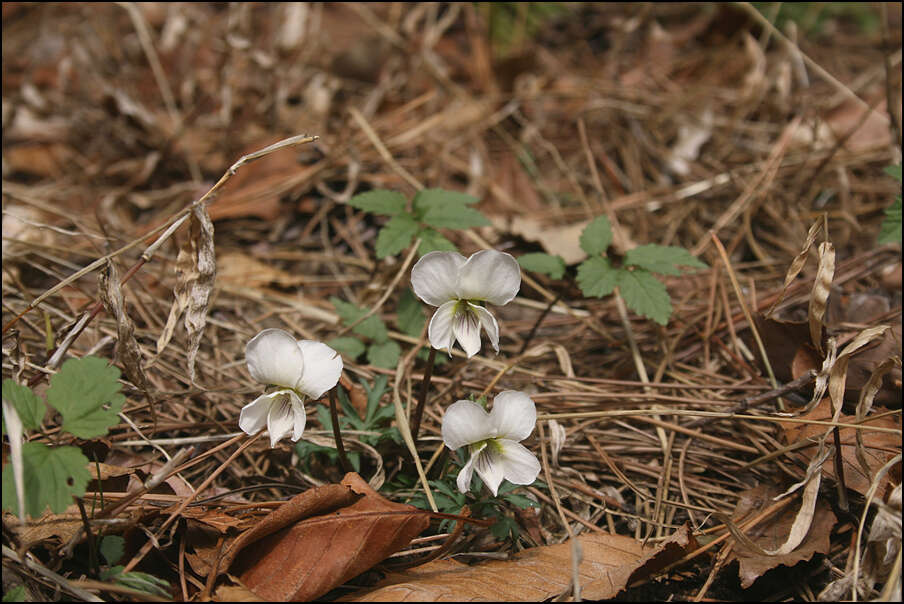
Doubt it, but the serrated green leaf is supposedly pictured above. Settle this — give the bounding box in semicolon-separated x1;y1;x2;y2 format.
421;203;490;230
46;356;124;439
327;337;367;360
579;215;613;256
617;269;672;325
330;298;389;342
100;535;125;565
367;340;401;369
878;197;902;244
518;253;566;279
348;190;408;216
413;188;479;214
624;244;708;276
376;214;419;259
2;379;44;431
396;288;425;337
576;256;619;298
2;442;91;516
417;228;458;255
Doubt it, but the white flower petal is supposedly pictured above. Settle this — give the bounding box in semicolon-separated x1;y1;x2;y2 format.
291;395;307;442
456;442;485;494
471;304;499;353
498;439;541;486
245;329;305;388
295;340;343;399
266;391;302;448
238;392;279;436
452;305;483;358
442;400;493;450
428;300;457;354
489;390;536;442
411;251;467;307
474;443;506;496
456;250;521;306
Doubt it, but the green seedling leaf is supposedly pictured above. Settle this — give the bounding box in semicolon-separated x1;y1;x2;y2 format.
348;189;408;216
376;214;420;259
617;269;672;326
327;337;367;360
417;228;458;255
518;252;566;279
503;493;539;509
421;203;491;230
100;567;171;598
330;298;389;343
397;288;426;337
2;379;44;431
413;188;480;213
367;340;401;369
624;244;708;276
2;442;91;516
576;256;619;298
46;356;124;439
579;215;613;256
100;535;125;565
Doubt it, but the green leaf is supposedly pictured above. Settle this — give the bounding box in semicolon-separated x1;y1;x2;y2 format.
367;340;401;369
376;214;419;259
3;586;26;602
417;228;458;255
624;244;708;276
2;442;91;516
421;204;491;230
327;337;366;360
2;379;44;431
397;288;426;337
884;164;902;182
617;269;672;326
100;567;171;598
413;188;479;213
46;356;125;439
348;189;408;216
878;197;902;244
330;298;389;342
517;253;566;279
576;256;619;298
579;215;613;256
100;535;125;565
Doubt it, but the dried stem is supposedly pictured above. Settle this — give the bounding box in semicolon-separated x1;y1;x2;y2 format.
411;346;437;452
329;387;354;474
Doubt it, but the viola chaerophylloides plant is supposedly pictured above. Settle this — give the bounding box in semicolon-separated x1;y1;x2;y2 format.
2;356;125;517
520;215;708;325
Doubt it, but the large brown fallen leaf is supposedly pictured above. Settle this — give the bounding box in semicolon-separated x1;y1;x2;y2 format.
343;524;696;601
223;472;430;601
729;483;837;589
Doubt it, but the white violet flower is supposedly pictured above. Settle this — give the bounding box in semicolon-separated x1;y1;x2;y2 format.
239;328;343;448
410;250;521;358
441;390;541;496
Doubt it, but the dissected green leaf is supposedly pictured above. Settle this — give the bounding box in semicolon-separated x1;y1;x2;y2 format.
413;188;479;213
518;253;566;279
617;269;672;325
2;442;91;516
576;256;619;298
396;288;425;337
348;190;408;216
327;337;367;360
624;244;708;276
878;198;902;245
101;535;125;565
330;298;389;343
46;356;124;439
579;215;613;256
2;379;44;431
421;204;491;230
376;214;419;259
367;340;401;369
417;228;458;256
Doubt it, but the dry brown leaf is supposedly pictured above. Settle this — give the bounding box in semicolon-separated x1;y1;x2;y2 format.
730;483;837;589
224;473;430;601
502;216;589;264
754;314;822;385
217;252;305;289
344;524;697;601
99;260;151;396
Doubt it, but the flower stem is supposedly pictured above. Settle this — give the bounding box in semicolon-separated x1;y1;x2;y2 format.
329;387;353;474
410;346;437;451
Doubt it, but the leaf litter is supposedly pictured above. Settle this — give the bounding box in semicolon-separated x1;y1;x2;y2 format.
1;3;901;602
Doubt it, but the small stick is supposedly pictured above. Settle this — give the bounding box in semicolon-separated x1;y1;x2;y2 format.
329;387;353;473
518;293;561;355
410;347;437;451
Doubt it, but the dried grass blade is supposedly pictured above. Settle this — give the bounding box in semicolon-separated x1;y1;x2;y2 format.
807;241;834;355
766;218;821;317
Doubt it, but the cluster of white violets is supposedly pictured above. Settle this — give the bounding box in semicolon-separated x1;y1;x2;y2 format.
239;249;540;496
